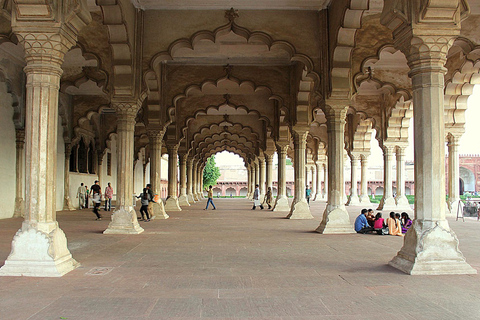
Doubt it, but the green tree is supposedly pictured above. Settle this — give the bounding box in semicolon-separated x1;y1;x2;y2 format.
203;155;221;189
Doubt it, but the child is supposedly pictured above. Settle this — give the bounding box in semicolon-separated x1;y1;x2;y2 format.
137;188;151;221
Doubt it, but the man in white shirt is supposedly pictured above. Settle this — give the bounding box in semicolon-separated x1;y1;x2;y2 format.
252;184;264;210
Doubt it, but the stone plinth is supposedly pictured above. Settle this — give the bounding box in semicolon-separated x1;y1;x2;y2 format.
104;208;144;234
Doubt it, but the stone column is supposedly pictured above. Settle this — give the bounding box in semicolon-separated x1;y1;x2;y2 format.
265;154;273;194
178;153;190;206
104;101;144;235
395;146;410;210
258;156;266;200
447;135;461;216
310;166;316;200
287;129;313;219
254;161;259;186
246;165;251;198
165;144;182;211
377;145;397;210
314;162;321;201
147;131;168;219
382;8;475;274
97;153;104;196
359;154;371;205
273;144;290;211
316;105;353;233
193;160;199;201
187;157;195;203
13;129;25;218
322;162;328;201
346;153;360;205
0;24;90;276
62;143;75;211
200;164;205;198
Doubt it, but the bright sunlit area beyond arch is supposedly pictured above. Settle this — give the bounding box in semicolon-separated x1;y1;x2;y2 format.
214;151;245;166
463;85;480;154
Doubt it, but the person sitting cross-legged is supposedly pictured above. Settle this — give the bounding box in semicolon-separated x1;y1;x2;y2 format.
354;208;374;234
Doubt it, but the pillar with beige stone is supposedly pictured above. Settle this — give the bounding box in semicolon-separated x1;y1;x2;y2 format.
316;104;353;233
287;128;313;219
310;165;316;201
265;153;273;197
147;130;168;219
62;142;75;211
382;2;475;275
187;157;195;203
258;155;266;201
359;154;371;205
322;162;328;201
377;144;397;211
165;143;182;211
178;153;190;206
395;146;410;211
273;144;290;211
0;9;91;276
13;129;25;218
447;134;461;216
314;161;322;201
104;100;144;235
346;153;360;206
193;160;199;201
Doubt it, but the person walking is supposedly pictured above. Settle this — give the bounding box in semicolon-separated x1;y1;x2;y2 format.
76;183;86;209
306;185;312;205
104;182;113;211
137;188;151;221
264;186;273;209
90;180;102;220
204;185;216;210
252;184;264;210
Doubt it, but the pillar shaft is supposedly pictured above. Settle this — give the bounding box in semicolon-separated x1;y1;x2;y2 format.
447;136;461;214
346;154;360;205
323;162;328;200
104;102;144;234
317;105;353;233
359;155;371;204
311;166;316;200
258;157;266;198
377;145;396;210
62;143;75;211
287;129;313;219
273;144;290;211
395;147;410;209
187;158;195;203
165;144;182;211
193;161;199;201
148;131;168;219
178;153;190;206
13;129;25;218
265;155;273;192
314;162;322;201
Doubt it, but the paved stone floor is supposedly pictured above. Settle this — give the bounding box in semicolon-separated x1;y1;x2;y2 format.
1;199;480;320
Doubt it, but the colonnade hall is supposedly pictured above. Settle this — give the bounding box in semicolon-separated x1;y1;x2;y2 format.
0;0;479;281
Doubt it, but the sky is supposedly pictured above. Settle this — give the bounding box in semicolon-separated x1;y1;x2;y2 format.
215;84;480;167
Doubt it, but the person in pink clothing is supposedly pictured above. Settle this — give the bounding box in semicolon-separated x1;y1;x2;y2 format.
104;182;113;211
373;212;386;235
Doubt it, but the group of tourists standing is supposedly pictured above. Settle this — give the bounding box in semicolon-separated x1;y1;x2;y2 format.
76;181;113;220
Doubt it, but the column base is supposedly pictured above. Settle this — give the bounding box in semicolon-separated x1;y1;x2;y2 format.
63;196;75;211
377;196;397;211
13;197;24;218
187;193;195;203
359;195;371;205
193;193;199;201
103;207;144;234
287;199;313;219
389;220;477;275
165;197;182;211
149;201;169;220
316;205;354;234
313;193;321;201
346;195;360;206
272;196;290;211
446;199;461;218
178;195;191;206
0;223;79;277
395;195;412;211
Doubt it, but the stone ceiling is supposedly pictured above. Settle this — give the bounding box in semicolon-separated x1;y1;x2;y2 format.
131;0;332;10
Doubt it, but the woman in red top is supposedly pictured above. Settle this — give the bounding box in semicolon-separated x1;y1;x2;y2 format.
373;212;386;235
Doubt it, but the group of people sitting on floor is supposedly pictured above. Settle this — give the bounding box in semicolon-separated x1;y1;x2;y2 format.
354;208;412;236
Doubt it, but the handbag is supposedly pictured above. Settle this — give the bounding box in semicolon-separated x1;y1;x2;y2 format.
254;199;260;206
